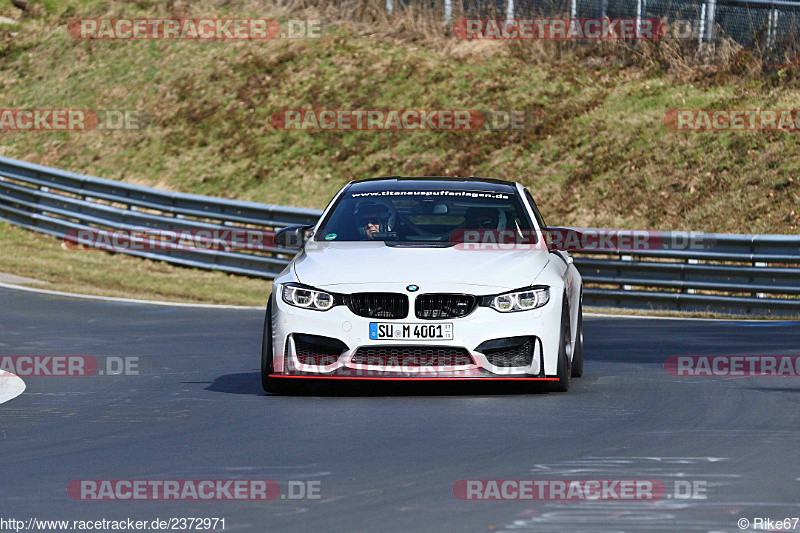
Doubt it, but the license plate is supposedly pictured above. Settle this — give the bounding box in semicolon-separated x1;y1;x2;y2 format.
369;323;453;341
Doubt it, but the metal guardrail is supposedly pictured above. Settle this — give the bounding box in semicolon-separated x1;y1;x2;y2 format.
0;156;321;278
573;235;800;315
0;156;798;316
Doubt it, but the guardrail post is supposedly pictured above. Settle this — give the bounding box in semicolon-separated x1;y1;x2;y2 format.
621;254;632;292
685;258;698;295
750;236;758;299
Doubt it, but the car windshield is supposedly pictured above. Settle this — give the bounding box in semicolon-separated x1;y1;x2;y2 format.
316;187;536;242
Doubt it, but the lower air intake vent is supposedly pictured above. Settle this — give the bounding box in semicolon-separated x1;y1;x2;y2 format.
291;334;348;366
351;346;473;367
476;337;536;368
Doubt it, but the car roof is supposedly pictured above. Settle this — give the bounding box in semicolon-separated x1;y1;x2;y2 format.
348;176;520;193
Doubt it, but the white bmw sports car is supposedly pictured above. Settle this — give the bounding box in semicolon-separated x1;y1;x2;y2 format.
261;177;583;394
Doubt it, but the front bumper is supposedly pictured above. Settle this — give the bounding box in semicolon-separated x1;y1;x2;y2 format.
269;282;565;379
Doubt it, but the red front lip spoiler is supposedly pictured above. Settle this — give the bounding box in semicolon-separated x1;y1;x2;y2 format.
269;375;558;381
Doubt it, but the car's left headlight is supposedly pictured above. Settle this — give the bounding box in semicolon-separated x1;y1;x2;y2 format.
481;286;550;312
281;283;339;311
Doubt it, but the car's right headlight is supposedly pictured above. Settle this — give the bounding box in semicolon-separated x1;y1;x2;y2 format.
481;286;550;312
281;283;339;311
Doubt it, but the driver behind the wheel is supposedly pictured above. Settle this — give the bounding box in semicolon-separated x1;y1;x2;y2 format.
354;202;391;240
464;206;500;230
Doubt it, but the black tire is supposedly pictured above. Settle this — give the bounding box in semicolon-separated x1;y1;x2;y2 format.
547;299;572;393
571;298;584;378
261;295;308;395
261;295;286;394
261;296;275;392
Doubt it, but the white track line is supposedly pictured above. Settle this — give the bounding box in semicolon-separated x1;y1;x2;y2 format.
0;370;26;404
0;281;261;309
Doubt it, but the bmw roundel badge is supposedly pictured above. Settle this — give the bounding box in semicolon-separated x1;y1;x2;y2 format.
406;285;419;292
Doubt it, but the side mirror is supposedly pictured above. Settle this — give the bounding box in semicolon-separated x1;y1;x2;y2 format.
274;225;313;248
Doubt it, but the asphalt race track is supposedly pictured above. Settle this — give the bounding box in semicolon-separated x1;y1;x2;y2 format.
1;286;799;533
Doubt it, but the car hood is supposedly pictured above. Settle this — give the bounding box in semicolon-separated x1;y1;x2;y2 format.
292;241;549;291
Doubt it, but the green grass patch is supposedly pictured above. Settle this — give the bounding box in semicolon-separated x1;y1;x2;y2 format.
0;221;271;306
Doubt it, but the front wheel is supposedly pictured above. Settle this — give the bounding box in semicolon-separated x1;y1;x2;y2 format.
261;296;289;394
261;295;307;395
571;299;584;378
547;299;572;393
